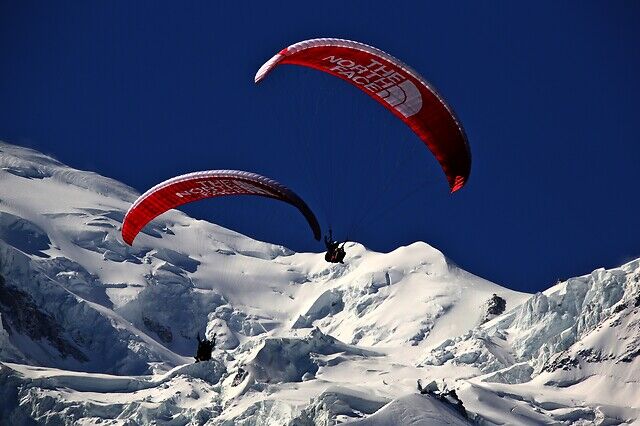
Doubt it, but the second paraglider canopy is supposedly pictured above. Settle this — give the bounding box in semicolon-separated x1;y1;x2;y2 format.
122;170;321;245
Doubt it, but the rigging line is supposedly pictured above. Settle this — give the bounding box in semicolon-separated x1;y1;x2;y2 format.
344;119;392;235
292;74;330;230
351;161;431;238
357;176;435;232
328;108;337;231
348;137;423;237
315;89;333;229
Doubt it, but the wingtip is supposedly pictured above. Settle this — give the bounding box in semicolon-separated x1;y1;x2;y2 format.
121;228;134;246
254;53;284;84
450;176;467;193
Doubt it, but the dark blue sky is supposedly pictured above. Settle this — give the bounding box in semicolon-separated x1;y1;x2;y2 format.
1;1;638;292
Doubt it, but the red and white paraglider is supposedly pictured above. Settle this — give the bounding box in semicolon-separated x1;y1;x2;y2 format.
255;38;471;192
122;170;321;245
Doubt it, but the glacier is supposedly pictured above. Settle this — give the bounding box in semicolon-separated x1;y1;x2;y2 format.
0;141;638;425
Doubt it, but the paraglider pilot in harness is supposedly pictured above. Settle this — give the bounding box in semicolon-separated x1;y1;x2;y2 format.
194;332;216;362
324;229;347;264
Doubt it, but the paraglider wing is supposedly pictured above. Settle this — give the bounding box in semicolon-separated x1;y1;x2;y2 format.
255;38;471;192
122;170;321;245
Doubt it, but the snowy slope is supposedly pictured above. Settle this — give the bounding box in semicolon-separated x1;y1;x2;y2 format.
420;258;640;424
0;141;637;425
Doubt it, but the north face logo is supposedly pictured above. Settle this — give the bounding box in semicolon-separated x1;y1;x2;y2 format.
175;179;270;199
323;55;423;118
377;80;422;118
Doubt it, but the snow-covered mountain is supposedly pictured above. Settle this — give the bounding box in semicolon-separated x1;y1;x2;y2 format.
0;141;638;425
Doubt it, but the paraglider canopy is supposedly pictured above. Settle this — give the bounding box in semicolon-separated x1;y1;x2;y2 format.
255;38;471;192
122;170;321;245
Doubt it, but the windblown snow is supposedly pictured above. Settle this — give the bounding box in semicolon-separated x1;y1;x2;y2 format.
0;141;638;425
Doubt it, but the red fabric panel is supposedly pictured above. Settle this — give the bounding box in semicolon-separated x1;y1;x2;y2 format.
122;171;320;245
